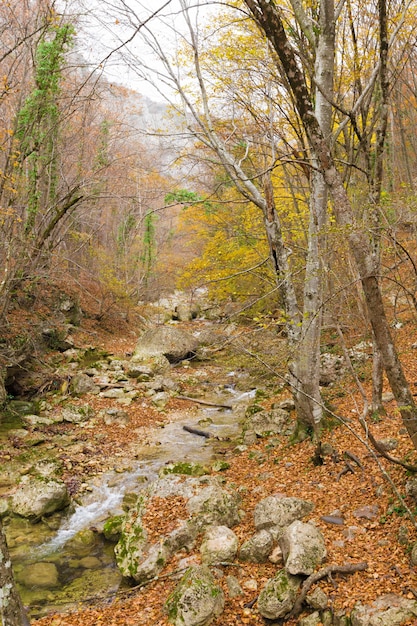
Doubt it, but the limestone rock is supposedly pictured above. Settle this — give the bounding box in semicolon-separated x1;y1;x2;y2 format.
114;495;148;579
61;404;94;423
132;325;198;363
165;565;224;626
200;525;239;565
350;594;417;626
186;485;241;529
257;569;301;619
245;408;290;437
254;496;314;539
280;520;327;576
69;373;100;396
299;612;322;626
239;529;274;563
10;474;70;519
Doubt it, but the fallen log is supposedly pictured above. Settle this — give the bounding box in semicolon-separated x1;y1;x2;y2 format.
176;395;231;410
183;425;213;438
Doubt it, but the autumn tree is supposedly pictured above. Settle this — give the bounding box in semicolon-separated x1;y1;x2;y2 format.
242;0;417;450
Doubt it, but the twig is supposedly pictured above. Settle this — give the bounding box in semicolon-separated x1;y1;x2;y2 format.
183;425;213;438
288;562;368;618
177;395;231;409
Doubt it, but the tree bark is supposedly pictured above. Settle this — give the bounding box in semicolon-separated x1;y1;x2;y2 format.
244;0;417;450
294;0;335;435
0;518;30;626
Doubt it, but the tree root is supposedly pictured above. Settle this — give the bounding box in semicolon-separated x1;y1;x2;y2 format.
288;561;368;619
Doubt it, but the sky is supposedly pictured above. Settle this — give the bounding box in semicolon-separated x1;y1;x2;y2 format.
74;0;215;102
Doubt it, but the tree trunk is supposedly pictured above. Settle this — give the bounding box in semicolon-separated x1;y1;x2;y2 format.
294;0;335;435
244;0;417;450
0;518;30;626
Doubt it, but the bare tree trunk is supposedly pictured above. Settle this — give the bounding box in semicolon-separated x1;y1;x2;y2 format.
0;518;30;626
244;0;417;450
293;0;334;436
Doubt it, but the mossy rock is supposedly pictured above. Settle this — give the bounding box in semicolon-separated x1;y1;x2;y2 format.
159;462;209;478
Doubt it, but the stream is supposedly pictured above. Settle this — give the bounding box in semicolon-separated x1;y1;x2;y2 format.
4;387;255;618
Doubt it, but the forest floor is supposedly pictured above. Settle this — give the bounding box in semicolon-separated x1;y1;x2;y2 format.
5;285;417;626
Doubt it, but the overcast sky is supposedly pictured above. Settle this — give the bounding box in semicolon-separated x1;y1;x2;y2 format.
75;0;215;102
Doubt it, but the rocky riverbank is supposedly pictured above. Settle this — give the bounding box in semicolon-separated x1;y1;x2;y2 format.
2;304;417;626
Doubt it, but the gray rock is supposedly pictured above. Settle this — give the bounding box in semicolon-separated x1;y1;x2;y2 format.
306;587;328;610
320;353;345;385
239;529;274;563
280;520;327;576
351;594;417;626
17;562;59;588
114;495;148;579
102;408;130;426
70;373;100;396
128;542;170;584
10;474;70;519
126;364;155;381
200;525;238;565
257;569;301;619
254;496;314;539
21;414;55;427
164;565;224;626
299;612;322;626
187;485;241;529
225;575;243;598
353;505;379;520
61;404;94;423
245;408;290;437
132;325;198;363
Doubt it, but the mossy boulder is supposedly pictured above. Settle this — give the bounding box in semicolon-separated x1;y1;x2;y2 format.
257;569;301;619
186;485;241;529
165;565;224;626
114;495;148;579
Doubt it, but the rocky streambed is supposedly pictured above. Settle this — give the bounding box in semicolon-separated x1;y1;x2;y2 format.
2;320;417;626
0;322;278;617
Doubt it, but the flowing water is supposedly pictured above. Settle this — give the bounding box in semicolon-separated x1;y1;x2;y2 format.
4;387;254;617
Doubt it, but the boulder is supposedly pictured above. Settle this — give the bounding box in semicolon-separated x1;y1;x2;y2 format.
61;404;94;423
239;529;274;563
10;474;70;519
126;542;170;584
186;485;241;529
280;520;327;575
114;495;148;579
17;562;59;589
350;594;417;626
254;496;314;539
257;569;301;619
132;326;198;363
165;565;224;626
69;373;100;396
200;525;239;565
245;408;290;437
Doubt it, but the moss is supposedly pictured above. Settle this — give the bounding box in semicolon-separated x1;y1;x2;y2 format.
103;515;124;542
160;462;208;477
